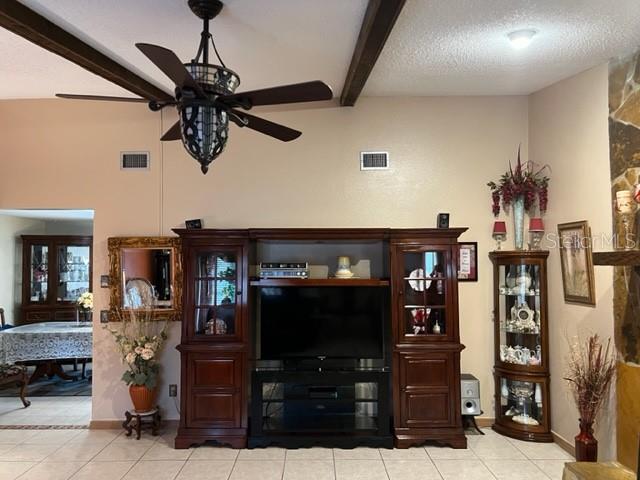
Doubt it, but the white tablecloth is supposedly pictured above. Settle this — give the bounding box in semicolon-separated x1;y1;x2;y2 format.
0;322;92;364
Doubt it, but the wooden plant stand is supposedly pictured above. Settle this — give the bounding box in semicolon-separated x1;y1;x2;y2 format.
122;407;161;440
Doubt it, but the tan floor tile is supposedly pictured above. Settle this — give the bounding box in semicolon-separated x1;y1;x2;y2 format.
285;447;334;460
533;460;570;480
425;445;477;460
484;459;550;480
384;459;441;480
0;444;60;462
237;447;285;460
42;444;105;463
122;460;185;480
0;430;38;444
22;430;81;445
18;461;86;480
66;430;121;446
0;461;36;480
333;448;381;460
334;459;388;480
69;461;135;480
433;459;496;480
229;460;284;480
509;440;574;460
188;446;239;461
92;443;151;462
141;442;193;461
379;447;429;460
284;459;335;480
175;460;235;480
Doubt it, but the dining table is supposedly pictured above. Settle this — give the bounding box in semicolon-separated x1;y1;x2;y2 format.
0;321;93;383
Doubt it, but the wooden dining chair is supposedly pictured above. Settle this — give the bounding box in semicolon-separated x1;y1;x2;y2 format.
0;308;30;407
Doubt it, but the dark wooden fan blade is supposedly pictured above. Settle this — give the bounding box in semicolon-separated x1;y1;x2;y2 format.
221;81;332;108
230;110;301;142
136;43;206;97
161;121;181;141
56;93;148;103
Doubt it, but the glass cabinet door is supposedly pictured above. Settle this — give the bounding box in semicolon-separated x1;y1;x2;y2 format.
57;244;91;303
193;249;240;338
497;263;543;368
29;244;49;303
497;375;546;430
400;249;448;338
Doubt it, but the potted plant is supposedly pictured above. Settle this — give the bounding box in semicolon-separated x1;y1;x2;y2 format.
105;293;169;412
76;292;93;323
564;334;616;461
487;148;549;249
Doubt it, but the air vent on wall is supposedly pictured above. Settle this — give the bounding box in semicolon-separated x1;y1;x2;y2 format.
120;151;150;170
360;151;389;170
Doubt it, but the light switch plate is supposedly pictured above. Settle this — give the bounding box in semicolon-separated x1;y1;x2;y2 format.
100;275;110;288
100;310;110;323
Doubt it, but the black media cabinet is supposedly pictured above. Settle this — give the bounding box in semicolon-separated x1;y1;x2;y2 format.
249;369;392;448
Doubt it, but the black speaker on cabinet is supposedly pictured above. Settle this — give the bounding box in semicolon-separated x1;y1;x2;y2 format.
437;213;450;229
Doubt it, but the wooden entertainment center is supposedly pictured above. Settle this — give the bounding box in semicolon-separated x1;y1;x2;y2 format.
174;228;467;449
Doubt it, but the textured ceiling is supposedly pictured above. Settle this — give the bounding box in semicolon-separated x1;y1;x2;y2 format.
1;0;640;99
0;0;367;99
365;0;640;96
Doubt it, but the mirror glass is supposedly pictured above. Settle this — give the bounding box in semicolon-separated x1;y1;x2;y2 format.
108;237;182;321
121;248;173;309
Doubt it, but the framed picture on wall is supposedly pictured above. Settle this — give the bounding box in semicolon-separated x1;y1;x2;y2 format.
557;221;596;305
457;242;478;282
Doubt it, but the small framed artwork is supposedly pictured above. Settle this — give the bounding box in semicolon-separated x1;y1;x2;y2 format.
557;221;596;305
458;242;478;282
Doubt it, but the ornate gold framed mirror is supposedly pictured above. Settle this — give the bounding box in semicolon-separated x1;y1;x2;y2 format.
108;237;182;321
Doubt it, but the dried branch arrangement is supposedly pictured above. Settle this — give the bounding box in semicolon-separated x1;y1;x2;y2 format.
564;334;616;425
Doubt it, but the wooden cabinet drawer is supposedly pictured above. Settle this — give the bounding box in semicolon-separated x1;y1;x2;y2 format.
26;311;52;322
191;355;240;389
188;391;241;428
396;351;458;428
403;391;451;425
399;351;451;389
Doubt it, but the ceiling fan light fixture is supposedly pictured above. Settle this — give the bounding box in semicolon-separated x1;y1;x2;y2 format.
507;29;537;49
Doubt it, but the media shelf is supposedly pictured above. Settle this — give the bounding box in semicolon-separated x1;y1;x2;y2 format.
249;278;390;287
249;369;392;448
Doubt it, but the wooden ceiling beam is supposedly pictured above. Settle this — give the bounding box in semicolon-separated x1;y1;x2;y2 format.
340;0;406;107
0;0;173;102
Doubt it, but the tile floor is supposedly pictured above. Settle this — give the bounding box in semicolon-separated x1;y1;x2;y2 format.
0;426;574;480
0;397;91;426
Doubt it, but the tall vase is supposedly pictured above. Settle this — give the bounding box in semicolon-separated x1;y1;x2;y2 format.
512;195;525;250
574;419;598;462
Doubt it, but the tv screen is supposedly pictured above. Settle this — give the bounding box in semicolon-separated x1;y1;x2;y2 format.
259;287;385;360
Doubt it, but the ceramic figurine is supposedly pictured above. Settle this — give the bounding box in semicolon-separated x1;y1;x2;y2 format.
432;319;441;334
535;383;543;405
501;379;509;398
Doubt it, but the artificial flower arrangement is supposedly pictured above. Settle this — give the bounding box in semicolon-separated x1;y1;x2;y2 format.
487;148;550;216
563;334;616;461
105;290;168;391
76;292;93;311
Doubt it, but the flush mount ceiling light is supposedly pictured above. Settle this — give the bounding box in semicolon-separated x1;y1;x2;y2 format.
507;29;537;49
57;0;333;174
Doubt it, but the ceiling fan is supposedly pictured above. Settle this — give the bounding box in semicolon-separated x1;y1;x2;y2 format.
57;0;333;174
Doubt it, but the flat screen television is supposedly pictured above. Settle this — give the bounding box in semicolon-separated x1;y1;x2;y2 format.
259;286;386;360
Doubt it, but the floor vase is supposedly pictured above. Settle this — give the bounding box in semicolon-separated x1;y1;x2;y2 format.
575;419;598;462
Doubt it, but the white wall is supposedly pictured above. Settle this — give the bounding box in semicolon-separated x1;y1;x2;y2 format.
0;96;528;421
529;64;615;459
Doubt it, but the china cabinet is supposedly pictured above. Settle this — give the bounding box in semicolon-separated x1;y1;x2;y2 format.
391;229;467;449
489;250;552;442
21;235;92;324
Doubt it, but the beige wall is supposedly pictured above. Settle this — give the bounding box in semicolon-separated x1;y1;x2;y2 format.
0;96;528;421
529;64;616;459
0;215;45;325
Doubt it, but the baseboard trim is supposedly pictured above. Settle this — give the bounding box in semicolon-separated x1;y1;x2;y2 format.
475;417;495;427
90;419;179;429
552;430;576;457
